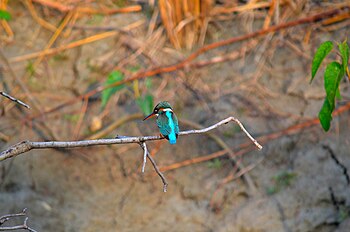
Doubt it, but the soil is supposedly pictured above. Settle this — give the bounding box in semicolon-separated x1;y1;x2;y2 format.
1;1;350;232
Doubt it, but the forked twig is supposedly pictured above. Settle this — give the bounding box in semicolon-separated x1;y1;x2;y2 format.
146;149;168;192
140;142;148;173
0;208;37;232
0;117;262;191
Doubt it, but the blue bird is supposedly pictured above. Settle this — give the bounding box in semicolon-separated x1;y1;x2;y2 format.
143;101;179;144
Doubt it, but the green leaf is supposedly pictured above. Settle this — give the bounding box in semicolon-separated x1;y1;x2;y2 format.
324;62;342;110
207;158;222;169
266;186;278;195
145;78;152;89
101;71;125;109
319;99;332;131
136;94;154;115
128;65;141;73
0;10;11;21
336;88;341;100
339;40;349;75
311;41;333;82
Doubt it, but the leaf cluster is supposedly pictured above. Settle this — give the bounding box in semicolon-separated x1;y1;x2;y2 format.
101;70;154;115
310;40;349;131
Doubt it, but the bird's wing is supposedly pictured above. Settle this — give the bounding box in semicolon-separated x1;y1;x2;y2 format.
156;114;172;136
172;113;179;134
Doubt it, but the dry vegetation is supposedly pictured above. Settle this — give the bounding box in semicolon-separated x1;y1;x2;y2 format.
0;0;350;231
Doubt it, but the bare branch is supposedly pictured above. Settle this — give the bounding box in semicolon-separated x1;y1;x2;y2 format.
0;92;30;109
140;142;148;173
180;117;263;150
0;117;262;162
0;117;262;191
139;142;168;192
146;151;168;192
0;208;37;232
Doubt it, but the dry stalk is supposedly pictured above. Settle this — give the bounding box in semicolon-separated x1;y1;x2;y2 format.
159;0;213;49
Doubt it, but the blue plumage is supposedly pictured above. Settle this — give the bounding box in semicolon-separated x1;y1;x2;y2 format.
143;101;179;145
165;111;177;144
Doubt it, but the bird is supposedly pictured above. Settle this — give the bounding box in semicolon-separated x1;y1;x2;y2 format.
143;101;179;144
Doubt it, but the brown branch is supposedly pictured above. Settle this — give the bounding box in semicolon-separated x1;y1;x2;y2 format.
22;7;348;122
31;0;142;14
0;208;37;232
0;117;262;191
124;7;347;81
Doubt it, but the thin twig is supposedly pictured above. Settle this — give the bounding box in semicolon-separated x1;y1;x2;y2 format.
159;101;350;174
0;116;262;162
0;92;30;109
0;208;37;232
0;117;261;191
146;151;168;192
31;0;141;14
140;142;148;173
180;117;262;150
20;7;348;121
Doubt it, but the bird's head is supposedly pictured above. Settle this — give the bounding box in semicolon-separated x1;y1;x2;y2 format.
143;101;173;121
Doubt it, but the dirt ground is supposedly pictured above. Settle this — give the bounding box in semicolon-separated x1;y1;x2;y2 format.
1;1;350;232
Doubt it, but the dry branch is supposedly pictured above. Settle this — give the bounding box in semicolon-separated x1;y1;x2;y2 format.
21;6;348;122
159;101;350;174
0;208;37;232
31;0;141;14
0;92;30;109
0;117;262;192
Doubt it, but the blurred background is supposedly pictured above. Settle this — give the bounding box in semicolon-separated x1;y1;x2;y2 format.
0;0;349;231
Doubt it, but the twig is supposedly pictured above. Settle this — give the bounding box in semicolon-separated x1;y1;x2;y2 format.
31;0;141;14
85;113;143;140
9;20;144;63
159;101;350;174
9;31;118;63
180;118;258;193
122;7;346;82
0;116;262;162
160;150;227;172
0;117;261;191
0;208;37;232
146;150;168;192
209;158;264;210
20;7;348;121
140;142;148;173
0;92;30;109
180;117;262;150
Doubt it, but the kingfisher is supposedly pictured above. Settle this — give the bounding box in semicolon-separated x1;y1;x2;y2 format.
143;101;179;144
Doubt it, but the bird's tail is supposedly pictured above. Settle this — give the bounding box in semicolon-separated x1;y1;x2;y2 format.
168;133;177;145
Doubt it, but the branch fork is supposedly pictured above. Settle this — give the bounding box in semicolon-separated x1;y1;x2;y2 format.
0;117;262;192
0;208;37;232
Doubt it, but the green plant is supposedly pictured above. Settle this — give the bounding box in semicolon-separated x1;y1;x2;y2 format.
101;70;125;109
338;206;349;222
136;94;154;115
207;158;222;169
63;114;80;123
26;61;35;76
266;171;297;195
310;40;349;131
100;70;154;114
0;10;11;21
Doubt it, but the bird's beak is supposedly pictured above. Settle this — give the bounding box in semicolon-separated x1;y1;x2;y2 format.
143;112;156;121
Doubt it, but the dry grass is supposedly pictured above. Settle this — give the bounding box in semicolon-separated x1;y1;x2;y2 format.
159;0;213;50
